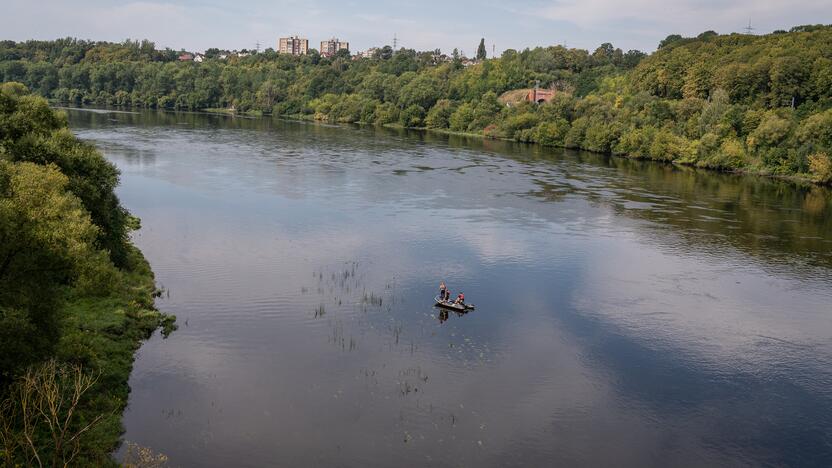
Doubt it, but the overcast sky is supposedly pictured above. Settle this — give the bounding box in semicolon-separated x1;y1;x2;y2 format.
3;0;830;54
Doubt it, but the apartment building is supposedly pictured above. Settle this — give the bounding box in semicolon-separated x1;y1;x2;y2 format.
320;38;349;57
278;36;309;55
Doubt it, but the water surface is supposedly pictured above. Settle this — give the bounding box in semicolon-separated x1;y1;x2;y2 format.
68;109;832;467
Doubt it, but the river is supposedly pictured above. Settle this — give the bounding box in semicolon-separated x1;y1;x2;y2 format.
67;108;832;467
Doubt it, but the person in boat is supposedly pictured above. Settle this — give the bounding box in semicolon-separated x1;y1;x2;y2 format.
439;281;447;301
454;292;465;305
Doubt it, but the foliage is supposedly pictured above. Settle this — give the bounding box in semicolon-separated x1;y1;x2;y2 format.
477;38;487;61
0;160;110;381
808;152;832;183
0;86;174;465
0;85;131;266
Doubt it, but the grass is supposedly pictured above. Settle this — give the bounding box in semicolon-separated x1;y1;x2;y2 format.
497;88;532;106
54;245;175;466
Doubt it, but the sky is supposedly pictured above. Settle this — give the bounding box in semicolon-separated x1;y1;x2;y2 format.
3;0;831;54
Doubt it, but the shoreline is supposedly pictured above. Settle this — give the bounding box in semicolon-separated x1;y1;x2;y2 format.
64;103;828;188
59;244;175;465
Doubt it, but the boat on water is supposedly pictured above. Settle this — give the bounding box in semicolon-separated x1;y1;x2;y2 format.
434;295;475;311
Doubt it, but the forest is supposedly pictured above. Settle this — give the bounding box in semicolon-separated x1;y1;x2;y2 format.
0;83;174;466
1;25;831;183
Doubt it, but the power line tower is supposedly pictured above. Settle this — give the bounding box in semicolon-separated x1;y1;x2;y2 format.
744;18;755;34
255;41;261;53
393;33;398;51
492;44;495;58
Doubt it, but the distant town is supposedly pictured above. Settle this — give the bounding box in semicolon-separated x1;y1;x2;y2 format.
174;34;482;67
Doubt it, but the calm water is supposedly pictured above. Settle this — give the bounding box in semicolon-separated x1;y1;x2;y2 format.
67;109;832;467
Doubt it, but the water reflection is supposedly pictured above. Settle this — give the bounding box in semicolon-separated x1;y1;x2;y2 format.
65;108;832;467
437;309;471;324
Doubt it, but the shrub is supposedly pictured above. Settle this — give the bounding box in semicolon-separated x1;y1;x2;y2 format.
531;119;571;147
373;102;398;125
399;104;426;127
425;99;455;129
808;152;832;183
448;103;475;132
501;112;539;140
747;111;793;151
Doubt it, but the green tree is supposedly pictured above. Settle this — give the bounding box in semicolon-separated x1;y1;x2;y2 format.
0;161;109;381
477;38;487;61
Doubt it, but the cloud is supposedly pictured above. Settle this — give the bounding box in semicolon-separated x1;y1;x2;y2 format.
540;0;832;41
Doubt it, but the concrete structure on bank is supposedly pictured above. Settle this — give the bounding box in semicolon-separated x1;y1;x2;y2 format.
278;36;309;55
320;38;349;57
526;88;556;104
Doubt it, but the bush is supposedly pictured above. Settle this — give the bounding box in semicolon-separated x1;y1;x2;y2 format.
711;138;748;169
425;99;455;129
531;119;571;147
399;104;426;127
648;129;696;161
808;152;832;183
614;126;655;157
582;120;621;152
501;112;539;140
449;103;475;132
747;111;793;151
373;102;399;125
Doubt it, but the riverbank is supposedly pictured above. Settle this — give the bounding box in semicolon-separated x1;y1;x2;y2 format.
0;84;176;466
280;112;828;188
57;245;175;465
56;102;830;188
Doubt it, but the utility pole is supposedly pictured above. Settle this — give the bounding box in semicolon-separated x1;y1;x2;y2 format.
744;17;755;34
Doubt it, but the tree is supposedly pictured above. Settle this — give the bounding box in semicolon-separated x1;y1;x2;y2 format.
658;34;683;49
376;46;393;60
0;161;109;381
477;38;487;61
592;43;615;63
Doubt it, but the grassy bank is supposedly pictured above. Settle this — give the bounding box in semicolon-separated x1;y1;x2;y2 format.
56;245;174;465
0;244;176;466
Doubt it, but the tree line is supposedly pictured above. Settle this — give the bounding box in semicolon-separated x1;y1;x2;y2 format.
1;25;831;183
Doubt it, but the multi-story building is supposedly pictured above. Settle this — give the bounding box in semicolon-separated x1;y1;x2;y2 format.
358;47;379;59
278;36;309;55
320;38;349;57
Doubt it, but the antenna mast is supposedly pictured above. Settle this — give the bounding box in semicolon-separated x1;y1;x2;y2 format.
744;18;755;34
